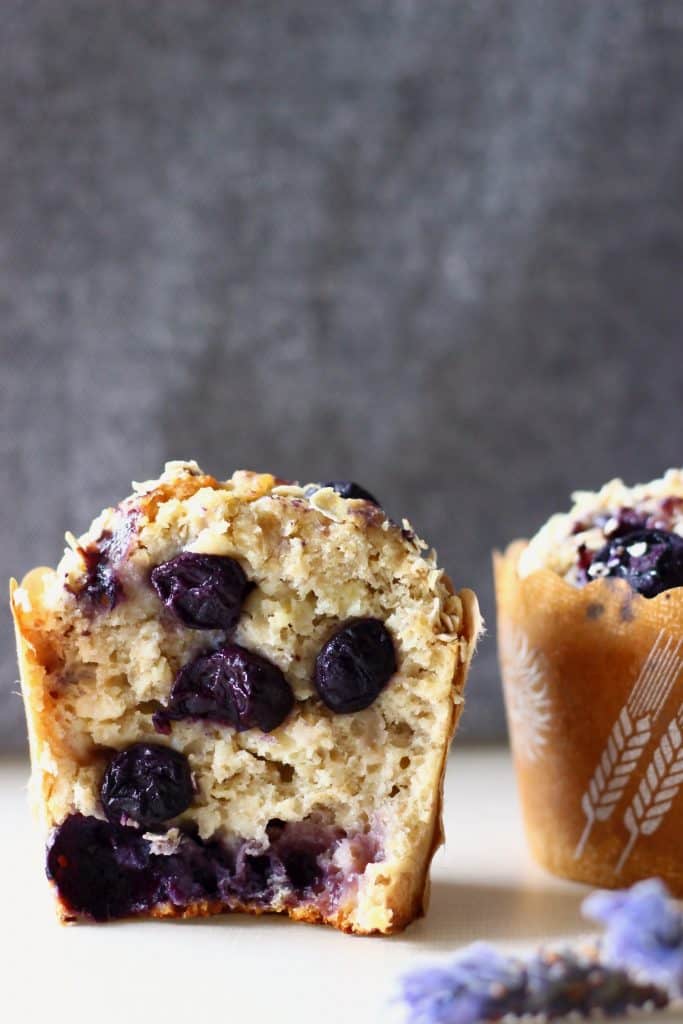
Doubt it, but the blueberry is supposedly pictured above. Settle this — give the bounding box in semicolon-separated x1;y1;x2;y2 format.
74;532;121;611
100;743;194;829
151;552;251;630
46;814;154;921
321;481;380;506
69;514;139;613
588;529;683;598
315;618;397;713
155;643;294;734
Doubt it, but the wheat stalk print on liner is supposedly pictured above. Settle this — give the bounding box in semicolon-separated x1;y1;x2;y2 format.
575;630;683;859
498;625;551;763
618;699;683;873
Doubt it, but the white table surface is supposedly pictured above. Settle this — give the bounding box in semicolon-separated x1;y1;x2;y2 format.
1;747;676;1023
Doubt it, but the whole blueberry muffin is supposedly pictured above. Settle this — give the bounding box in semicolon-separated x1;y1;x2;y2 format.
495;470;683;894
11;461;480;933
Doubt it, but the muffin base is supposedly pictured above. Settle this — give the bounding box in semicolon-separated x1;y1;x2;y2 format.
12;562;481;935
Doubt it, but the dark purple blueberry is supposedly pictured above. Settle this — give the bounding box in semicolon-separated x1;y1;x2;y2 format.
150;552;251;630
69;514;138;613
321;481;380;506
155;643;294;733
73;532;121;611
587;528;683;598
315;618;396;713
100;743;194;829
47;814;154;921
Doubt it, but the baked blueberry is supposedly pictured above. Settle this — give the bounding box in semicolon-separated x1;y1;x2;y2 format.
100;743;194;830
69;514;140;613
74;532;121;611
322;481;380;506
315;618;397;713
155;643;295;734
47;814;154;921
151;552;251;630
587;528;683;598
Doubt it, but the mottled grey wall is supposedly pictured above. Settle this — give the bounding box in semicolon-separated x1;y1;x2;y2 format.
2;2;683;749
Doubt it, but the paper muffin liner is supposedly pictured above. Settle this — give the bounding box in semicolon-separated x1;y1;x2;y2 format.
494;541;683;894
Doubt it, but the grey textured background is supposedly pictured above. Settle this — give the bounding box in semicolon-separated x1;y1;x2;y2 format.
2;2;683;750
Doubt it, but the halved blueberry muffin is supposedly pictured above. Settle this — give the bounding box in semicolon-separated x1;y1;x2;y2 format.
495;470;683;895
11;461;480;933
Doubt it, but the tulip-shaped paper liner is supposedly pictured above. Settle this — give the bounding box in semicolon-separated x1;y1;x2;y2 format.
494;541;683;894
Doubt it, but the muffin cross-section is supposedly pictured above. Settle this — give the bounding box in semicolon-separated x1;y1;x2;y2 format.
12;461;480;934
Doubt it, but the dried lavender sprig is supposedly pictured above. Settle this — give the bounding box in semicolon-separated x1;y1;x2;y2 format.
583;878;683;996
397;943;526;1024
396;943;668;1024
525;948;668;1019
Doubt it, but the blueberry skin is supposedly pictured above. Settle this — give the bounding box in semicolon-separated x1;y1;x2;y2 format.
315;618;397;713
321;481;380;506
46;814;219;921
100;743;194;830
151;552;251;630
588;528;683;598
155;643;295;734
73;531;122;612
47;814;156;921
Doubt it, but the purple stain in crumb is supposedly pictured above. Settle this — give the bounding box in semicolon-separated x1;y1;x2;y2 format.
658;496;683;523
150;552;252;631
154;643;294;734
47;813;379;922
575;507;660;540
100;743;194;830
601;508;649;539
73;532;121;611
69;512;138;612
583;879;683;996
315;618;396;714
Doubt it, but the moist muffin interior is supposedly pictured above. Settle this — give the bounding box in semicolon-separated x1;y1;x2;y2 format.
15;461;475;932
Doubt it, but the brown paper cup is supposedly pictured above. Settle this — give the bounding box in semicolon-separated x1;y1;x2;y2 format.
495;541;683;894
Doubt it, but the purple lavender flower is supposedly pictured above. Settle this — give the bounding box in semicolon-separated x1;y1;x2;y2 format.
397;943;526;1024
395;880;679;1022
396;938;668;1022
525;948;668;1018
583;878;683;996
